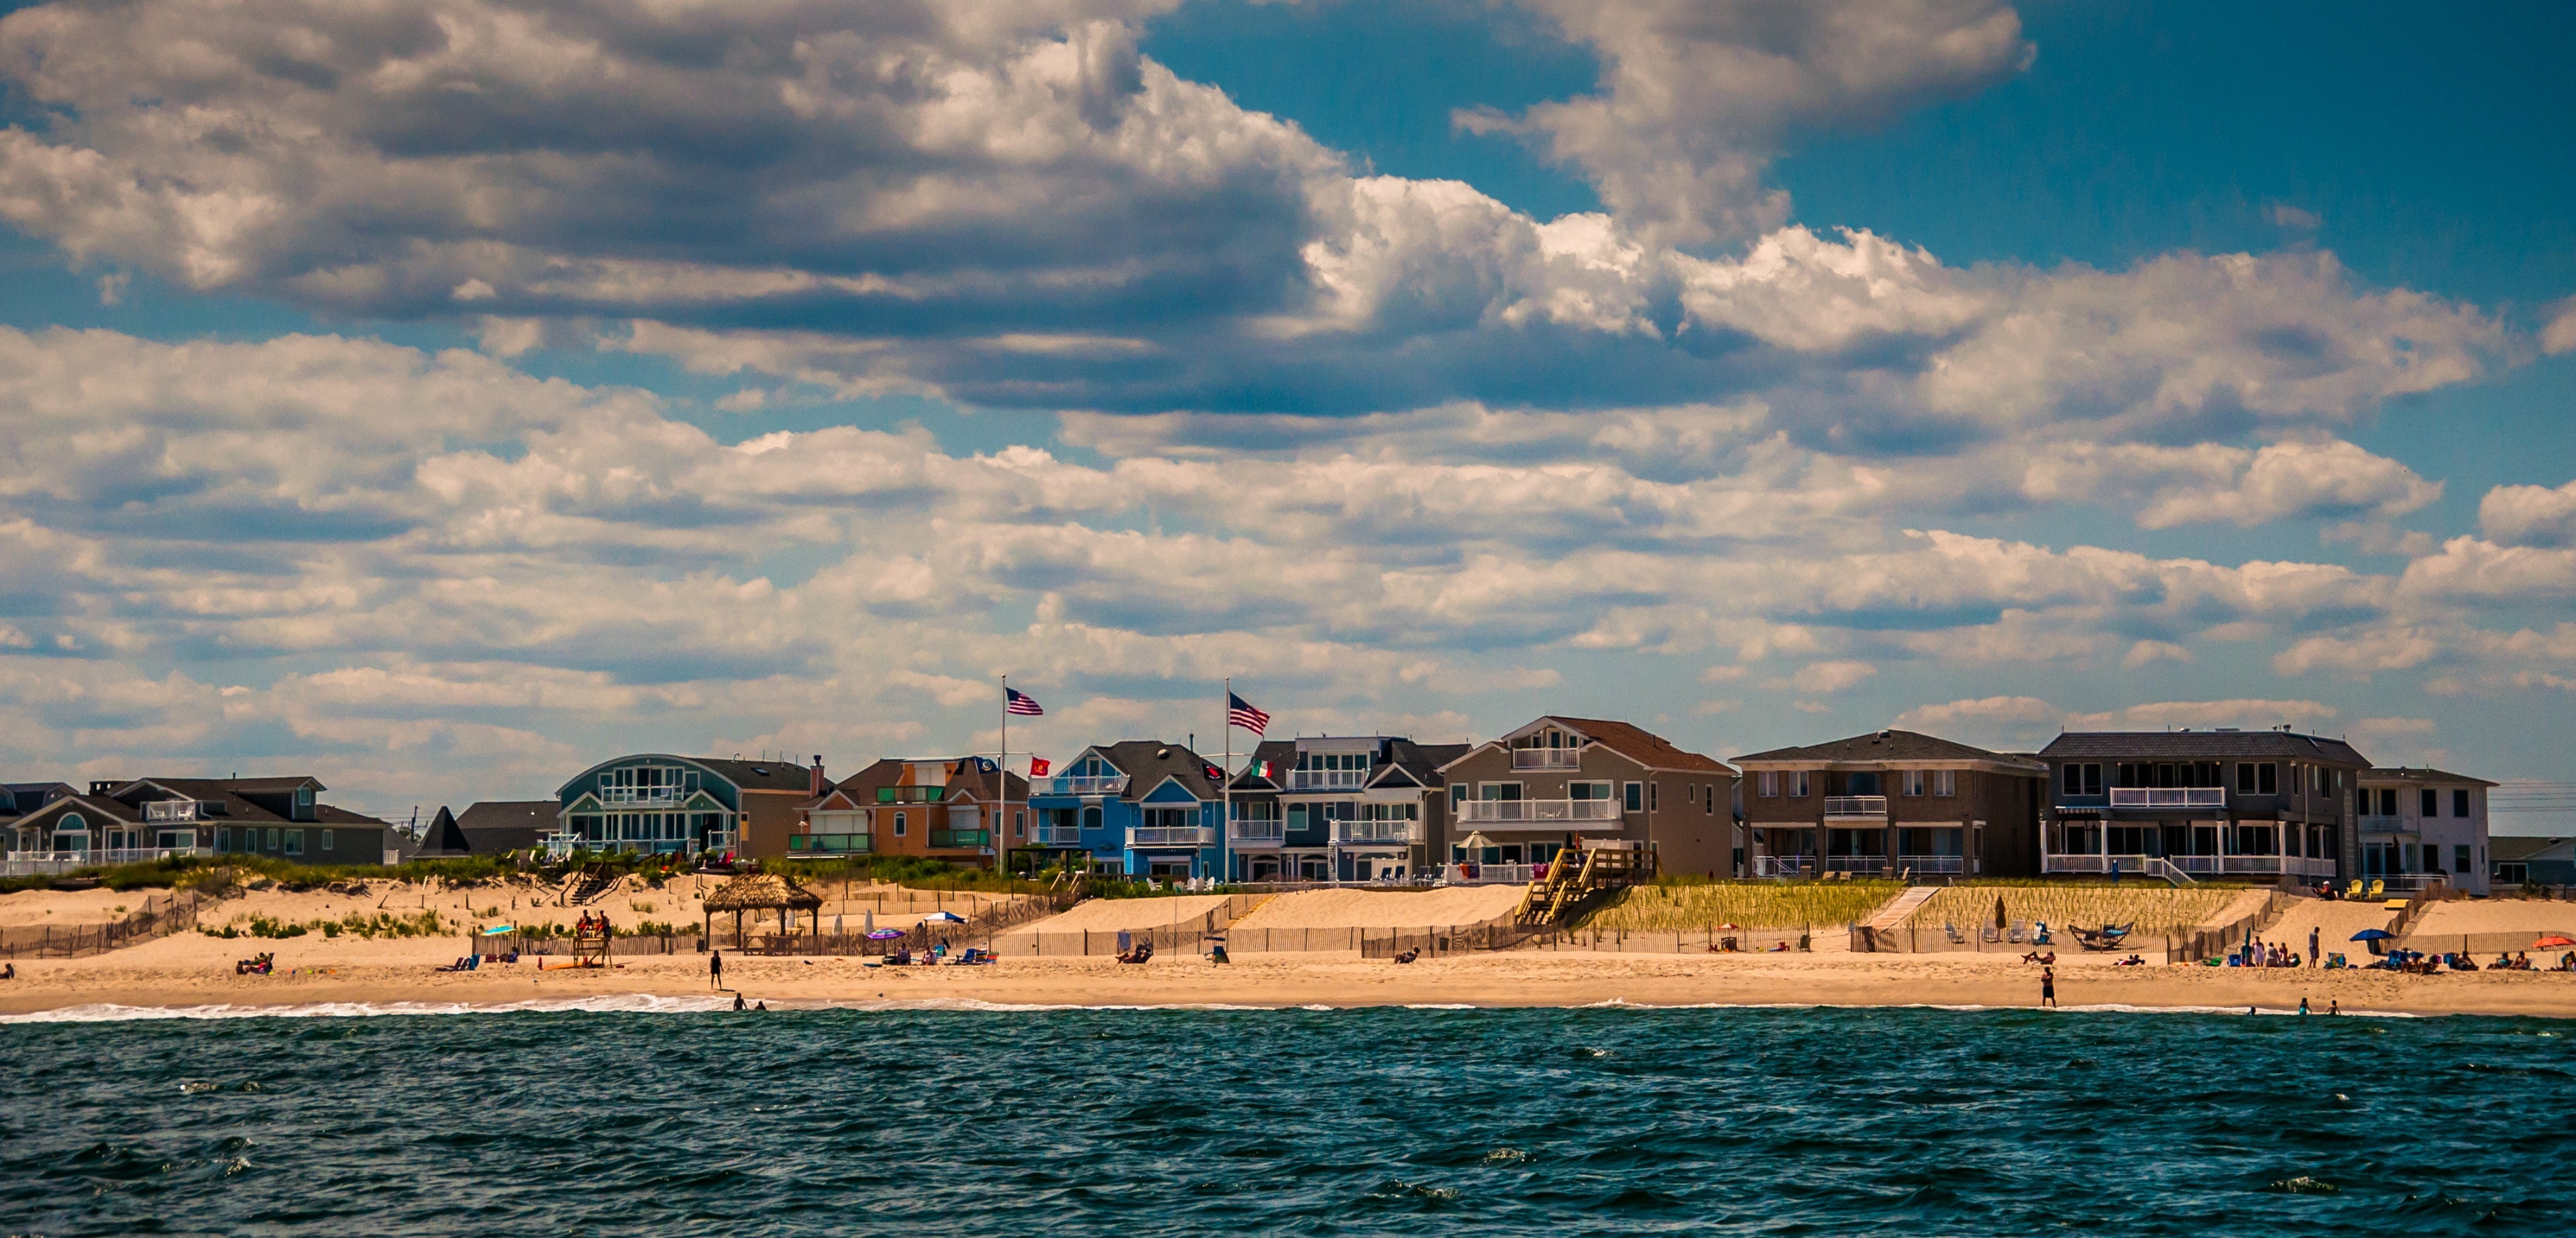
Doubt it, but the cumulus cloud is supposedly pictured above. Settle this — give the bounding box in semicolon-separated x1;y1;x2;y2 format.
1467;0;2031;249
2479;478;2576;547
2027;437;2441;529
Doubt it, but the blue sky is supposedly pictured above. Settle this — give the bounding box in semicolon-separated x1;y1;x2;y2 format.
0;0;2568;824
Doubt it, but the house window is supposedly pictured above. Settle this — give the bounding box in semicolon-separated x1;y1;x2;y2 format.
1790;772;1811;798
321;830;333;852
1904;770;1925;797
216;827;230;852
1758;772;1778;798
1649;782;1658;811
1082;806;1102;833
2419;788;2436;817
1935;770;1956;798
1016;811;1027;838
1705;784;1717;815
894;812;907;837
2063;764;2101;796
2498;862;2528;884
2453;789;2471;818
1623;782;1644;812
2455;845;2473;874
1569;781;1613;801
283;830;303;856
266;828;280;850
1449;784;1467;811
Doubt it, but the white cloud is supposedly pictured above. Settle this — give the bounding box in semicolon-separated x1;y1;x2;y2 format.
2479;478;2576;548
2543;297;2576;355
1782;660;1876;693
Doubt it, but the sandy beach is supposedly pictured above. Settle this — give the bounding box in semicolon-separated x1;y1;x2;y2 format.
8;927;2576;1019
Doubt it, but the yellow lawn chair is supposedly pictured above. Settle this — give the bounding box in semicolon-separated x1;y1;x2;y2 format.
2345;880;2364;899
2366;879;2385;899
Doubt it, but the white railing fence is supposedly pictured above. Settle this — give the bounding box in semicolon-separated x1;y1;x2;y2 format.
1510;749;1582;770
1823;796;1888;817
1455;799;1619;825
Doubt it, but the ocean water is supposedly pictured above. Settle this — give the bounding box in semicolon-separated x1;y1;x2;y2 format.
3;1001;2571;1235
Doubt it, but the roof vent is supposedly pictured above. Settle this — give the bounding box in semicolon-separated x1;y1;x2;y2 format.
1878;730;1891;739
1156;747;1171;758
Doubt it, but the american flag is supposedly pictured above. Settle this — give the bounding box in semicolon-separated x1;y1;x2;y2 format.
1005;687;1044;717
1226;691;1270;735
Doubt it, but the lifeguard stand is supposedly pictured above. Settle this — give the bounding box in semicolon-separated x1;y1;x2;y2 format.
573;916;611;968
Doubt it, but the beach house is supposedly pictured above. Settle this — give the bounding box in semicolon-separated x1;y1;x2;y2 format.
5;775;393;873
1024;741;1226;881
792;757;1030;870
2491;836;2575;888
552;754;823;859
1223;735;1469;883
1731;729;2047;878
2036;729;2367;884
1434;717;1737;879
2357;767;2496;894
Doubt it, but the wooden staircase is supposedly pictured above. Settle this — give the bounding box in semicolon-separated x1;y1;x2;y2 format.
1866;886;1941;932
1515;846;1656;928
559;864;621;907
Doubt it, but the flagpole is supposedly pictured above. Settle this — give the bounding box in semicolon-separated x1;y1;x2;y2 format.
999;673;1008;879
1223;676;1234;887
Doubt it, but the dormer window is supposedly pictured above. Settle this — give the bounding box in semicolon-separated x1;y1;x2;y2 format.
294;785;315;820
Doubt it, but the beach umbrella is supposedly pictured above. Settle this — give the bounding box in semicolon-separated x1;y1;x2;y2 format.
922;910;967;925
2532;935;2575;949
866;928;906;941
1994;896;2008;931
1458;831;1498;855
2349;929;2394;941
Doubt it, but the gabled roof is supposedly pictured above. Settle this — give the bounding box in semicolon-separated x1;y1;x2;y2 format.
9;794;142;829
1469;717;1733;774
413;806;473;856
1381;739;1472;787
2;782;76;817
2037;731;2371;766
455;801;556;853
818;757;1028;811
1733;729;2045;771
2358;766;2498;788
110;778;314;825
2490;835;2572;864
1226;740;1299;792
1098;740;1222;801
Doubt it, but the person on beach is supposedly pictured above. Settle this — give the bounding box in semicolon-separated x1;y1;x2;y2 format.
733;992;746;1011
2309;927;2320;968
709;948;723;990
2299;996;2310;1015
2040;968;2057;1009
2329;999;2340;1015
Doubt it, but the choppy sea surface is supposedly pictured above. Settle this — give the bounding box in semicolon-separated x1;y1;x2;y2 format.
3;999;2571;1235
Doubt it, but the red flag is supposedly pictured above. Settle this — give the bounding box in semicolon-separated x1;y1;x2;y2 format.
1029;757;1052;778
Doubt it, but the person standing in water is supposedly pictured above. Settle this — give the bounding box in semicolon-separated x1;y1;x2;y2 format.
2040;967;2057;1009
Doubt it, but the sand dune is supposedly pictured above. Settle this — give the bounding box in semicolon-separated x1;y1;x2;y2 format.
1009;894;1240;935
1231;886;1528;930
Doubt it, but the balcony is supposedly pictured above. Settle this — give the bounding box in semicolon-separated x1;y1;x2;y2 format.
1455;798;1619;827
928;829;990;849
1511;748;1582;771
1823;796;1888;820
2106;788;2226;809
1286;768;1367;791
1232;821;1285;847
1752;855;1816;878
144;800;211;823
875;786;945;804
600;785;684;806
788;833;873;855
2357;815;2412;835
1033;826;1083;846
1051;775;1129;796
2;845;213;876
1334;821;1420;845
1128;826;1216;847
1896;855;1967;875
2042;853;2336;879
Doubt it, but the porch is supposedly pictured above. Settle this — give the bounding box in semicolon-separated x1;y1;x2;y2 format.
2044;817;2339;880
2;845;213;876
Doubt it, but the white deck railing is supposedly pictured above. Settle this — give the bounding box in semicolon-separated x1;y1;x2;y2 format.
1510;749;1582;770
2106;788;2226;809
1455;798;1619;825
1051;775;1130;796
1230;822;1285;847
1822;856;1890;875
1033;826;1083;845
2;845;213;876
1895;855;1967;874
1823;796;1888;818
1334;821;1419;845
1753;856;1816;878
1442;862;1536;885
1128;826;1216;847
1285;768;1366;791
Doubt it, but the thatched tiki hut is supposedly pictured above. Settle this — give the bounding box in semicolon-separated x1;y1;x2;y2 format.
703;872;824;949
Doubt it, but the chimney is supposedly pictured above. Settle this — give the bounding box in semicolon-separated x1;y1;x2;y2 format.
810;756;826;796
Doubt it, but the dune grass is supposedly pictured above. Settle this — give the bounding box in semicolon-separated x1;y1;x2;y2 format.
1907;882;2251;936
1569;878;1907;931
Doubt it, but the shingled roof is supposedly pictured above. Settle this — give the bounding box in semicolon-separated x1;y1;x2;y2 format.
2037;731;2371;766
1547;717;1735;774
1734;729;2045;770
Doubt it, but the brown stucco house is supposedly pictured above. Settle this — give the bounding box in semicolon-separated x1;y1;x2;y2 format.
1731;729;2047;879
795;757;1030;869
1434;717;1737;878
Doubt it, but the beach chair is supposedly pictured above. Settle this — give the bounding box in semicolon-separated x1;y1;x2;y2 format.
1943;923;1966;945
2345;880;2363;899
2007;922;2029;944
2366;880;2384;899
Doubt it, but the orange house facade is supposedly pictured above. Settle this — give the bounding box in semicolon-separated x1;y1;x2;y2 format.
794;757;1030;869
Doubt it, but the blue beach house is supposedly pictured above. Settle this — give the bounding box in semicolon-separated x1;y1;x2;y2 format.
1025;740;1226;880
